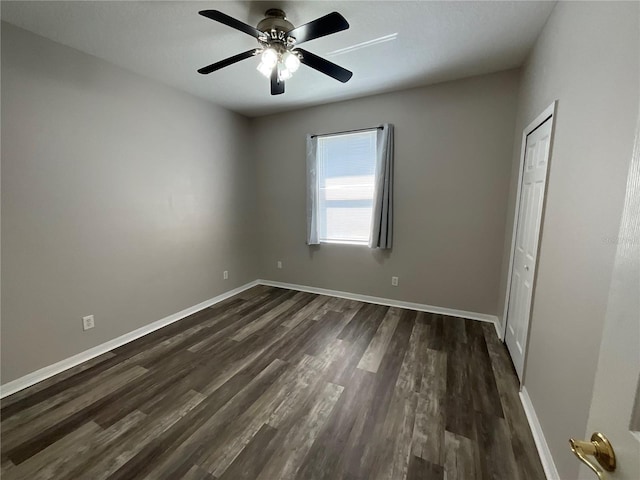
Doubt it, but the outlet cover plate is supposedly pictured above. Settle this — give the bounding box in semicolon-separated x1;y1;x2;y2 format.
82;315;95;331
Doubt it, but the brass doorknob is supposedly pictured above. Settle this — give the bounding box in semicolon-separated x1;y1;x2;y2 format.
569;432;616;479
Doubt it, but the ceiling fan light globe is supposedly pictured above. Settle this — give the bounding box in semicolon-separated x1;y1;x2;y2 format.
283;51;300;73
257;61;273;78
278;67;293;81
261;48;278;68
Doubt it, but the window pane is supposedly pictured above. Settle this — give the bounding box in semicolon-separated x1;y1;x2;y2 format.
317;130;377;244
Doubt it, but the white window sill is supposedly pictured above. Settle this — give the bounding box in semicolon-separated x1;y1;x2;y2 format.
319;239;369;246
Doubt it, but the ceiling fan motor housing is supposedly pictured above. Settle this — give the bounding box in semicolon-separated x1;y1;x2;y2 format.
257;9;295;45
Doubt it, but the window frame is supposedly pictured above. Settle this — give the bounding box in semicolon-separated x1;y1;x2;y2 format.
314;128;378;246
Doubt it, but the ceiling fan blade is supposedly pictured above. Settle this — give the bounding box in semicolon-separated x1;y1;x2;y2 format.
198;49;257;75
286;12;349;45
199;10;264;39
271;68;285;95
296;48;353;83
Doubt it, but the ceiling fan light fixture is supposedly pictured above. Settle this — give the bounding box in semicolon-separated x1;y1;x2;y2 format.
278;64;293;81
282;51;301;73
261;48;278;68
197;9;353;95
257;60;274;78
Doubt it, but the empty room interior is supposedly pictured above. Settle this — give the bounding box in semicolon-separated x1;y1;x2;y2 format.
1;1;639;479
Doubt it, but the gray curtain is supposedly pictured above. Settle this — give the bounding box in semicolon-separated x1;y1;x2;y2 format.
306;134;320;245
369;124;394;249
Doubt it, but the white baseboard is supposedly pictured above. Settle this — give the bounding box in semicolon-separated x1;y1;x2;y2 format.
257;279;501;333
0;280;259;399
495;318;504;340
520;386;560;480
1;278;501;399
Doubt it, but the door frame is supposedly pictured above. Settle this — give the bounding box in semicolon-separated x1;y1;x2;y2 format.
501;101;558;379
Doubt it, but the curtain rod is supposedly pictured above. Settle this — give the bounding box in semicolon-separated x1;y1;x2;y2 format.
311;126;383;139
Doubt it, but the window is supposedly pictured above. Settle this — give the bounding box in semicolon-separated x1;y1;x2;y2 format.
316;130;377;244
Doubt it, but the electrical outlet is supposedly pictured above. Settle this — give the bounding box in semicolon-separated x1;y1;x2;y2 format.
277;261;283;269
391;276;399;287
82;315;95;331
223;270;229;280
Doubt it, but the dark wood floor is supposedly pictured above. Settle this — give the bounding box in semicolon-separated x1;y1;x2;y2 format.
1;286;545;480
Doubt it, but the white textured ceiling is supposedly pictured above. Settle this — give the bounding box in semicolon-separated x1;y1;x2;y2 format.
1;1;555;117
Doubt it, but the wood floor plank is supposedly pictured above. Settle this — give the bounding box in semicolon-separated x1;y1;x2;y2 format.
0;351;117;415
82;390;206;480
3;366;148;463
444;315;467;346
48;411;148;480
1;359;133;435
6;421;102;480
187;289;296;353
357;307;401;373
328;304;388;386
102;373;255;480
406;455;444;480
199;354;332;477
412;312;432;393
482;324;546;480
199;331;291;396
368;318;422;479
93;352;199;427
443;431;479;480
309;296;343;321
342;309;415;479
475;411;521;480
295;368;376;480
370;389;417;480
257;311;344;366
1;287;546;480
138;366;204;416
395;316;427;395
303;310;359;358
231;292;311;341
217;423;279;480
236;285;270;300
109;301;238;359
137;359;288;480
411;348;446;465
426;314;444;351
444;337;475;439
280;295;331;328
1;460;16;475
337;302;388;343
467;321;504;418
180;465;217;480
255;382;344;480
265;356;334;430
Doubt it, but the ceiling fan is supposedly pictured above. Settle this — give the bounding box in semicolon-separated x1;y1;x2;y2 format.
197;9;353;95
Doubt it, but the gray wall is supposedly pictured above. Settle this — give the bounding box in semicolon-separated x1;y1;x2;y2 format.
253;70;519;316
497;2;639;478
1;23;258;383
